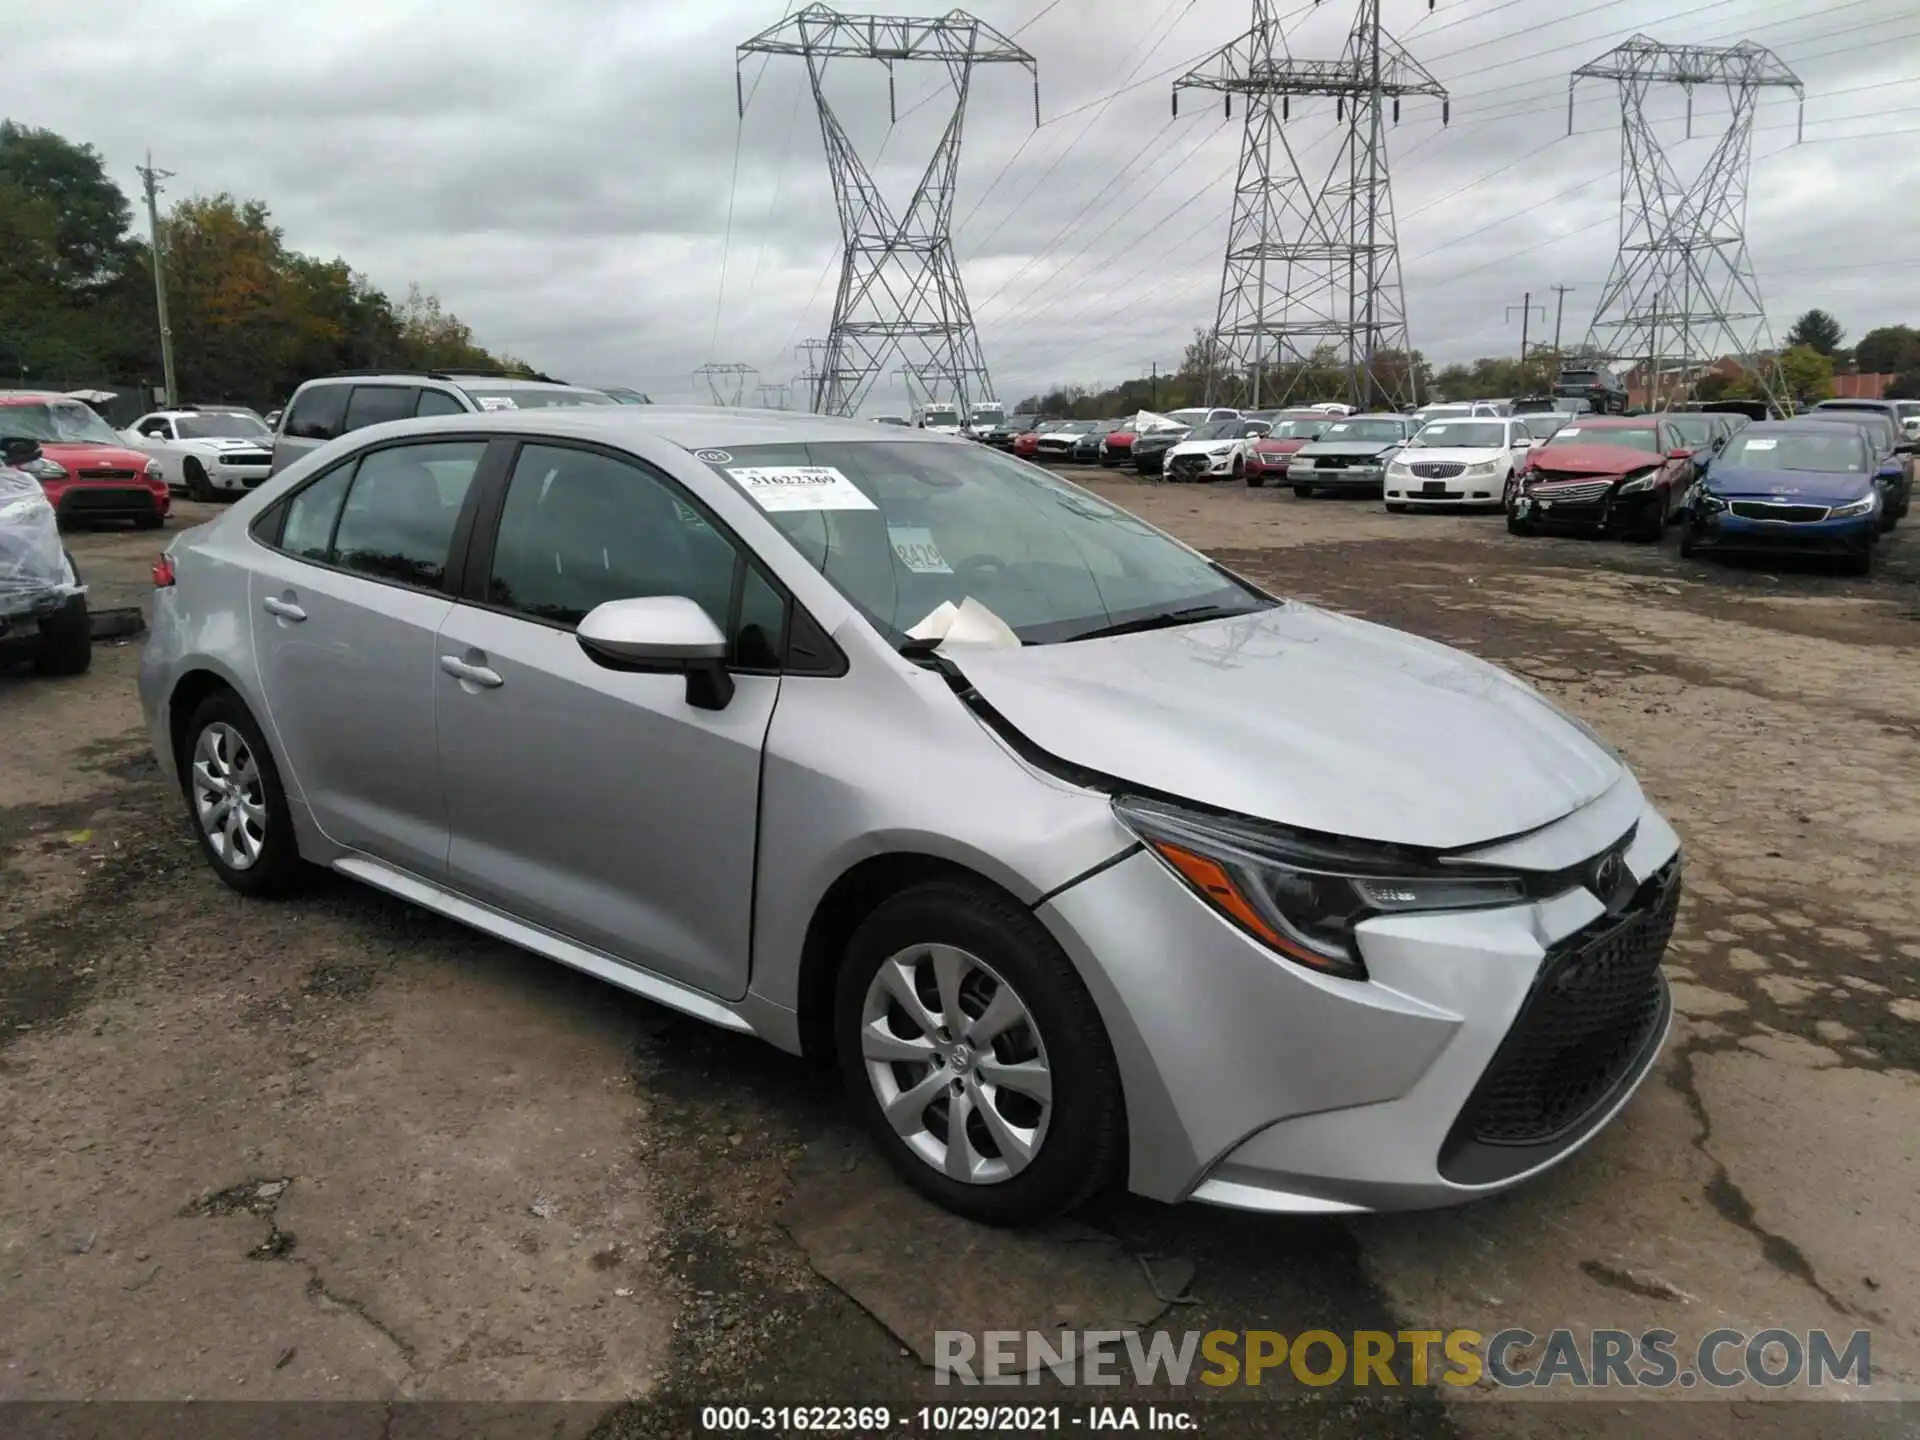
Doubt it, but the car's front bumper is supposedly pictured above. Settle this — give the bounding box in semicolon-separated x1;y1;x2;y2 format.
1037;791;1682;1212
49;483;169;524
1165;453;1238;481
1386;471;1504;506
210;461;273;492
1513;482;1657;533
1289;462;1385;490
1687;506;1878;556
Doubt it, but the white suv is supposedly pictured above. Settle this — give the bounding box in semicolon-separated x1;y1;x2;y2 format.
270;371;614;475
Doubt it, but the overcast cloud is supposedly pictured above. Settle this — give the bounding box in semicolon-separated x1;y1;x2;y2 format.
13;0;1920;410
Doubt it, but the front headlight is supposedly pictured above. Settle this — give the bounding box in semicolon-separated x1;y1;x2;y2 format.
1617;468;1658;494
21;457;67;481
1695;488;1728;513
1209;445;1235;456
1387;458;1411;474
1114;796;1529;979
1829;492;1878;518
144;458;165;480
1465;460;1499;476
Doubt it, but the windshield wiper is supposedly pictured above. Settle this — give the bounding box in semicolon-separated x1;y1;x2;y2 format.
1064;603;1255;643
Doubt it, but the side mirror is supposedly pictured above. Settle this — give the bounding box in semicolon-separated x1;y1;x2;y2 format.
1877;461;1903;480
576;596;735;711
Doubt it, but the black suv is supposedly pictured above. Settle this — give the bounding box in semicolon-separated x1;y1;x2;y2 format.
1552;366;1629;415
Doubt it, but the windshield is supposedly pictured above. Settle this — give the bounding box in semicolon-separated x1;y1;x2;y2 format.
923;408;960;426
1721;431;1865;473
1411;420;1507;449
1522;414;1569;439
1318;419;1406;443
178;413;271;440
1265;419;1328;439
0;400;122;446
1664;416;1714;447
461;385;615;410
970;405;1004;424
1545;424;1660;453
1808;413;1894;450
1189;420;1247;441
703;441;1270;645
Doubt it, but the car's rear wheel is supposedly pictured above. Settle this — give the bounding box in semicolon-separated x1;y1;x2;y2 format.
835;880;1123;1225
32;587;91;677
185;457;215;503
181;692;302;896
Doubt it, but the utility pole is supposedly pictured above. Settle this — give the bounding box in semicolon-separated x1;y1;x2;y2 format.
1548;283;1576;355
1506;292;1546;361
135;153;179;407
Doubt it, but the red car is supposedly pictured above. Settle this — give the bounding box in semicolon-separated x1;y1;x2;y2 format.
1507;415;1694;541
0;394;170;528
1013;421;1073;460
1244;413;1334;487
1099;428;1138;467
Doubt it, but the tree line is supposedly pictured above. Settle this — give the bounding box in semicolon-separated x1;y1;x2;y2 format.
1014;308;1920;419
0;120;528;412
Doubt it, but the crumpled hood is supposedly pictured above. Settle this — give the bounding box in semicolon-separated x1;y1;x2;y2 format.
1704;464;1875;502
954;604;1622;849
1526;443;1661;476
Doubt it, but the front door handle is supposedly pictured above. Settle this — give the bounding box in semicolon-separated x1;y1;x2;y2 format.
439;654;504;689
262;595;306;622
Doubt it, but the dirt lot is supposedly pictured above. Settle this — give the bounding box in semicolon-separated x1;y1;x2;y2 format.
2;481;1917;1436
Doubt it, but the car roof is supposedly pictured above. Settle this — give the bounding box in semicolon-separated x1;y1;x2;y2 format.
299;372;588;391
348;404;963;452
1566;415;1656;426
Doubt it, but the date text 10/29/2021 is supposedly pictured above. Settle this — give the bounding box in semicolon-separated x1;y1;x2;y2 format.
701;1406;1195;1432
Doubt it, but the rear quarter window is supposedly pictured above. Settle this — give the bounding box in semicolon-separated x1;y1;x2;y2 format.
342;386;420;433
284;384;349;441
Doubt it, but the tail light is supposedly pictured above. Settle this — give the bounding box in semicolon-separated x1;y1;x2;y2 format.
152;553;175;588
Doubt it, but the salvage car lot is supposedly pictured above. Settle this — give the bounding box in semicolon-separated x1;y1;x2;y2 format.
3;486;1917;1432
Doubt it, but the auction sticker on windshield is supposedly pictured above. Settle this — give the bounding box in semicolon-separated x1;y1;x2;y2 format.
475;396;518;411
887;524;951;574
728;465;877;513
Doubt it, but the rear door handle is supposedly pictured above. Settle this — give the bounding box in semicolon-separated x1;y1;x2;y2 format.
262;596;306;622
439;654;504;689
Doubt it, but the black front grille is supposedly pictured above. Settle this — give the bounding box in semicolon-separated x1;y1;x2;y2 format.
78;467;139;480
1315;455;1355;470
1730;501;1828;523
59;487;158;516
1170;455;1210;476
219;451;271;467
1411;461;1465;479
1458;862;1680;1150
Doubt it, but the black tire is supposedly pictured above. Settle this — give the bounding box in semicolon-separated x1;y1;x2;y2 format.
1506;510;1534;536
1245;473;1265;488
179;689;303;897
1628;499;1664;543
1385;502;1408;513
1231;456;1245;481
834;879;1124;1226
136;513;165;530
1292;483;1314;498
1842;548;1873;578
32;590;91;676
185;457;214;503
1677;521;1699;558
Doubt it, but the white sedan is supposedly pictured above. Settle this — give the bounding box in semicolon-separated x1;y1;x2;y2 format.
1160;418;1271;482
121;408;276;501
1383;417;1535;510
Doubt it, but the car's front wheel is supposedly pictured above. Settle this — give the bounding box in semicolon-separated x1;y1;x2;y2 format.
184;457;215;503
835;880;1123;1225
181;691;302;896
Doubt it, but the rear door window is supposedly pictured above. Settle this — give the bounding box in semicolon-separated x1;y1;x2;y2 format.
342;386;420;434
329;441;485;590
414;388;468;418
285;384;350;441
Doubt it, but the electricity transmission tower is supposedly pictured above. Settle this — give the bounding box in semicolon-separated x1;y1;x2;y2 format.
738;5;1037;417
1570;36;1803;409
1176;0;1447;411
755;382;794;410
694;362;758;406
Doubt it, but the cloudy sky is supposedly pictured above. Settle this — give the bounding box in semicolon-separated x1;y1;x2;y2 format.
14;0;1920;411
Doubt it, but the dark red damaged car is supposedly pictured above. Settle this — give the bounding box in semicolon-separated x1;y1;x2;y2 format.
1506;415;1695;542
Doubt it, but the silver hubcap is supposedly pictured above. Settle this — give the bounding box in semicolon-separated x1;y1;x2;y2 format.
191;722;267;871
860;944;1052;1185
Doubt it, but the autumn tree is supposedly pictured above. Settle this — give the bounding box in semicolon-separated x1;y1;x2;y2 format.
1775;344;1836;406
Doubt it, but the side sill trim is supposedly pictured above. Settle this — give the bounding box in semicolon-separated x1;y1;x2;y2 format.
333;855;756;1036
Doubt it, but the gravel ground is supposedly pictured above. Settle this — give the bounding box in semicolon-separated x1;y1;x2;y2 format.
2;482;1915;1437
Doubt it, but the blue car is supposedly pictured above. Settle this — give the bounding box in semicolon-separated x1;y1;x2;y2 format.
1676;421;1891;575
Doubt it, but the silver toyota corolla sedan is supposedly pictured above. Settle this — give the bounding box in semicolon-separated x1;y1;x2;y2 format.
140;407;1682;1225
